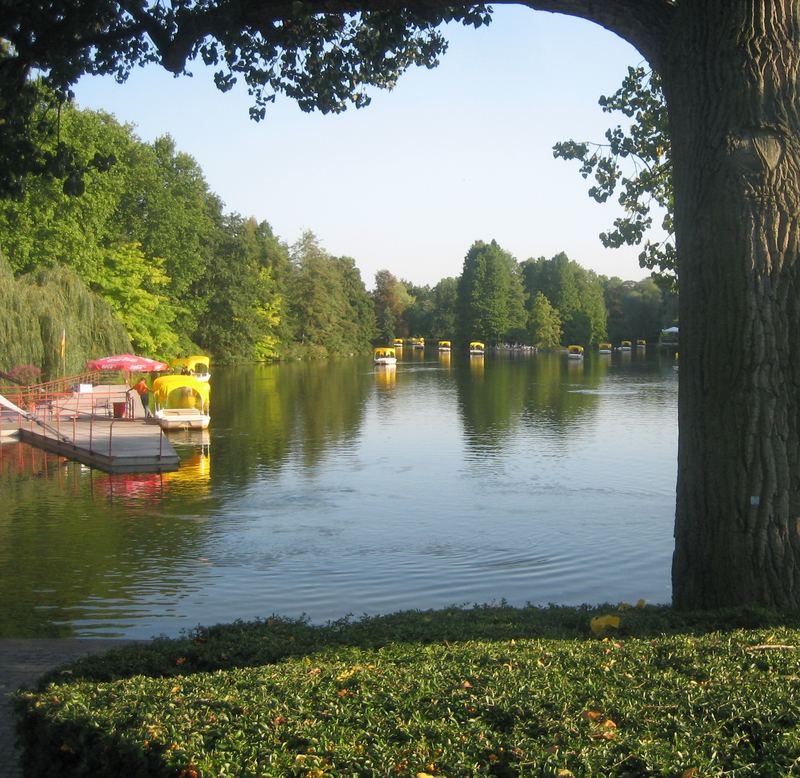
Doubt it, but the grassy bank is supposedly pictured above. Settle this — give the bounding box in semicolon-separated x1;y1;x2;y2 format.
14;604;800;776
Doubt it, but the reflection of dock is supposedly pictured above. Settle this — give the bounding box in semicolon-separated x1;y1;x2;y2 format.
2;384;179;473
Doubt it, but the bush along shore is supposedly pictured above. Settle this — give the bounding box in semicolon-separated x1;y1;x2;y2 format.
14;604;800;777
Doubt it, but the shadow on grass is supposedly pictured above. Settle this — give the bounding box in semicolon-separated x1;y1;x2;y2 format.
35;602;800;688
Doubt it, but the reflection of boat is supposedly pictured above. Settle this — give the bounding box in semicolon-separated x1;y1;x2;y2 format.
152;375;210;430
674;352;679;371
438;340;451;352
469;341;485;355
373;347;397;365
172;355;211;382
598;342;613;354
617;340;632;352
410;337;425;350
567;345;584;359
374;364;397;388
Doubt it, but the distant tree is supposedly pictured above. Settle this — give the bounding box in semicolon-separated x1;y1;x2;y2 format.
90;242;181;356
289;231;373;357
402;281;435;340
429;276;458;341
601;276;628;344
116;135;218;337
621;277;664;342
197;213;283;362
372;269;414;342
528;292;562;349
522;253;606;346
457;240;527;344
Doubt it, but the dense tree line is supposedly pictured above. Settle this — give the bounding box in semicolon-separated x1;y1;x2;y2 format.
372;241;676;350
0;98;674;380
0;99;375;375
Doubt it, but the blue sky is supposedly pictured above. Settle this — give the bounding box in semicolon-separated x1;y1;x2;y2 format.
73;6;653;289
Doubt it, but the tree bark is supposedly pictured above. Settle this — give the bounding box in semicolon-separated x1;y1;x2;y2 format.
664;0;800;608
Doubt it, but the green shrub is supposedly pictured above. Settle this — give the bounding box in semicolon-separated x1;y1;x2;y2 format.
14;606;800;777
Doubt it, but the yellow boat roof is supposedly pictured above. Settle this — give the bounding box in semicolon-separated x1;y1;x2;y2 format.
152;374;210;402
172;355;210;368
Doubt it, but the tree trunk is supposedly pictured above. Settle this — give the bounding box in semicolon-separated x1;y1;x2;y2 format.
665;0;800;608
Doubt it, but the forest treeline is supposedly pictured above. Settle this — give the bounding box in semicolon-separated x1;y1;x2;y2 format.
0;99;677;378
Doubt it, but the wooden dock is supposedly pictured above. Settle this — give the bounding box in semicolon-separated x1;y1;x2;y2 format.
5;385;180;473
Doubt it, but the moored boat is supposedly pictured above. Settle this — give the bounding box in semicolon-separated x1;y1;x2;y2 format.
636;339;647;349
392;338;404;349
567;345;584;359
469;341;485;355
438;340;452;352
152;374;210;430
598;342;613;354
172;355;211;382
373;347;397;365
617;340;632;352
410;337;425;350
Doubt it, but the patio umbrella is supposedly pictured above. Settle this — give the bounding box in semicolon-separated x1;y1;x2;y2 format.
86;353;170;372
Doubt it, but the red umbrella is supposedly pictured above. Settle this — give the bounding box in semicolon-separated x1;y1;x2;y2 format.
86;353;170;372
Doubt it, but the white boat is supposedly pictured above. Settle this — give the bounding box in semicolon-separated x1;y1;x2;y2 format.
469;340;485;355
567;345;584;359
616;340;632;352
438;340;452;352
373;347;397;365
152;375;210;430
598;342;613;354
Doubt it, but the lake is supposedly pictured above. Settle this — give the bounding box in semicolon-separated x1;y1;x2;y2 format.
0;349;678;638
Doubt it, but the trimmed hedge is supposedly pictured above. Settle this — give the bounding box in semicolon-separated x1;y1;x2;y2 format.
14;605;800;777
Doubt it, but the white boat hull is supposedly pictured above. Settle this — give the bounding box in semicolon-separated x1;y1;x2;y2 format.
374;357;397;365
155;409;210;430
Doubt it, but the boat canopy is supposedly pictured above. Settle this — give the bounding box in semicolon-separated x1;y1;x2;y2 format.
152;374;210;408
469;341;485;349
392;338;404;346
636;339;646;346
599;342;612;350
439;340;451;347
567;345;584;354
621;340;632;346
374;347;396;358
172;355;210;372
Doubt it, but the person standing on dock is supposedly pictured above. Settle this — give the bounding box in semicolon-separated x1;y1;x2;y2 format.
129;377;152;418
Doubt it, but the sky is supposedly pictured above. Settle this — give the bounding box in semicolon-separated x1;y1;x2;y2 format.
72;5;653;290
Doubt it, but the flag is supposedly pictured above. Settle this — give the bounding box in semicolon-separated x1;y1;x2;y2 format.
59;328;66;360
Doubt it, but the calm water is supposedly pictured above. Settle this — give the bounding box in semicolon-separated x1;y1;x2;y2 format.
0;350;678;638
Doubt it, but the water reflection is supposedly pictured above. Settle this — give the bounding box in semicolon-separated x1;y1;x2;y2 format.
0;353;679;637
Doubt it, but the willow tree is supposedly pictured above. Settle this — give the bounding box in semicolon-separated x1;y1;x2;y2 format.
3;0;800;609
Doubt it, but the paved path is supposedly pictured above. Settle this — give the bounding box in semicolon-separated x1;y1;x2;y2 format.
0;639;143;777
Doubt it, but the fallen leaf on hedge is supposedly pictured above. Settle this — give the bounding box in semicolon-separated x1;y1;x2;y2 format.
461;680;473;688
682;770;698;778
582;710;604;721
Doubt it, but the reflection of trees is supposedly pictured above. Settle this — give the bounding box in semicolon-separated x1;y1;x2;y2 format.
454;354;606;455
0;454;211;637
454;356;529;454
522;353;603;433
210;361;370;483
